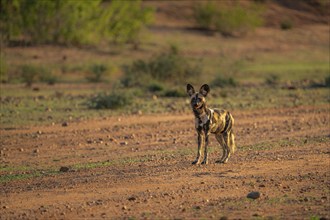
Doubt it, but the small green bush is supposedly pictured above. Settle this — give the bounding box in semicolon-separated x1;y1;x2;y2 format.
20;64;56;86
193;2;217;30
212;75;237;88
88;92;132;109
147;82;164;92
265;74;280;86
325;76;330;87
0;53;8;83
193;2;264;36
280;19;293;30
121;47;202;88
215;5;264;36
40;73;58;85
20;65;41;87
86;64;108;83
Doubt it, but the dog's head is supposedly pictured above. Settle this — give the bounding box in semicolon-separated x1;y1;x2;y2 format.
186;84;210;110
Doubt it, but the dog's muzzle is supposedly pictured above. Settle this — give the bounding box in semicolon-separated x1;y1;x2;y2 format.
194;103;203;109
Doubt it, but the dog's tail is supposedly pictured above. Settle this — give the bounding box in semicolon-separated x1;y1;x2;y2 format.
228;130;236;154
225;112;236;154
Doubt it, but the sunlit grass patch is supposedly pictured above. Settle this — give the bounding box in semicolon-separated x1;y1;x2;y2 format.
0;169;60;183
240;135;330;152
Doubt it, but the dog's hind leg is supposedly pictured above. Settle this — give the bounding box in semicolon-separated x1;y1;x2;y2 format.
215;134;227;163
222;132;233;164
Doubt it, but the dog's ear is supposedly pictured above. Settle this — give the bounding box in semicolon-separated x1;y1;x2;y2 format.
186;84;195;97
199;84;210;97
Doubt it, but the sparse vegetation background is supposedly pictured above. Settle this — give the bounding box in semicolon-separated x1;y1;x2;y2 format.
0;0;329;219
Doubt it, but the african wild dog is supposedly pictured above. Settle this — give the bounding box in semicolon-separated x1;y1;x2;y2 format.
187;84;236;164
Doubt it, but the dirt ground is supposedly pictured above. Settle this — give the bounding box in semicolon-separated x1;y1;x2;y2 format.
0;104;329;219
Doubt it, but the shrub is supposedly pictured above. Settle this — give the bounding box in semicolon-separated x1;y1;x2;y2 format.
0;53;8;83
147;82;164;92
212;75;237;88
325;76;330;87
215;5;264;36
193;2;218;30
40;72;58;85
193;2;264;36
20;65;41;87
280;19;293;30
20;64;56;86
106;0;154;45
265;74;280;86
121;47;202;88
88;92;132;110
86;64;108;83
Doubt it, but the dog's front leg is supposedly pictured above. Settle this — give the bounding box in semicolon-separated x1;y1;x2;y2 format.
192;131;204;165
201;134;209;164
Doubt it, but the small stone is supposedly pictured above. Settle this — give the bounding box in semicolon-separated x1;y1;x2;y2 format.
247;191;261;199
120;141;128;146
62;122;68;127
128;196;136;201
33;149;39;153
122;206;127;210
59;166;70;172
194;206;201;210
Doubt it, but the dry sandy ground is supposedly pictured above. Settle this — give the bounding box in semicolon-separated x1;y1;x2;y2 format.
1;105;329;219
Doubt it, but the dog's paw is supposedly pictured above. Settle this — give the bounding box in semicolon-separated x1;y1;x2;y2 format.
192;160;199;165
201;160;208;165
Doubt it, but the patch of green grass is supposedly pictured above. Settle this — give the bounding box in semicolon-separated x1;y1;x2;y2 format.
0;169;60;183
0;165;31;172
1;81;329;127
72;156;152;171
72;160;114;170
310;216;321;220
244;62;329;83
0;173;38;183
240;135;330;152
